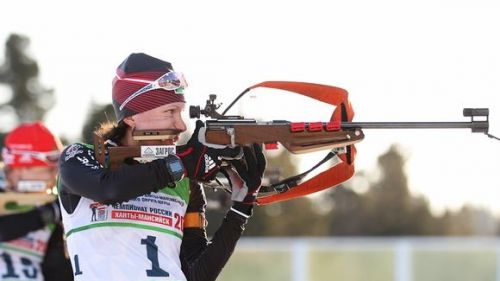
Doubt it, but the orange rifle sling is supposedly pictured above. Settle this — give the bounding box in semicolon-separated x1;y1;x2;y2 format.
244;81;357;205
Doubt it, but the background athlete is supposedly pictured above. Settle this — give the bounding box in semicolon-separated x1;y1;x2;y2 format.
0;122;73;281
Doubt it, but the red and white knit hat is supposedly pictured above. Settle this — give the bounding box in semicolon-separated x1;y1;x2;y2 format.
112;53;186;121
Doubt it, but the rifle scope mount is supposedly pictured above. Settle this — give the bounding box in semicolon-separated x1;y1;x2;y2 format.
190;94;243;120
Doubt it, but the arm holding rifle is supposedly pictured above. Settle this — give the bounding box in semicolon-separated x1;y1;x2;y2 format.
178;121;267;281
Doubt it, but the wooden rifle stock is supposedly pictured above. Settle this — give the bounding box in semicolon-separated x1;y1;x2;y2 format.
204;120;365;153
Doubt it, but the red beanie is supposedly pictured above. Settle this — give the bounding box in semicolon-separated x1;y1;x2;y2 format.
2;122;62;168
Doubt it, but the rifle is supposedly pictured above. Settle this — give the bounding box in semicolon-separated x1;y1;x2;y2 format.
190;96;490;151
189;81;496;205
95;81;496;204
0;192;55;215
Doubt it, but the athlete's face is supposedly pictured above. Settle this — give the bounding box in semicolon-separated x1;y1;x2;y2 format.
5;166;58;193
123;102;187;144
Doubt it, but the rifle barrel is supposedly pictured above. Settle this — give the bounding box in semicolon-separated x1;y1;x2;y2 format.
342;121;488;133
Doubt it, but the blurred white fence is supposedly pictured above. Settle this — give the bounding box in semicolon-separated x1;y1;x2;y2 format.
219;237;500;281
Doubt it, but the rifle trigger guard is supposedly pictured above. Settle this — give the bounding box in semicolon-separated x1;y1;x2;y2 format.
226;127;236;147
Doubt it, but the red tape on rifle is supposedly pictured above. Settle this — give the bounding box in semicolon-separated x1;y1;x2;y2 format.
247;81;357;205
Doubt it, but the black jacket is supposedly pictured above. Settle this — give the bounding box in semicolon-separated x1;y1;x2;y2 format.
58;143;252;281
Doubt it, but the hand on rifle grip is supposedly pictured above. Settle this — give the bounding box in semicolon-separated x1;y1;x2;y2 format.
226;143;266;204
177;120;242;182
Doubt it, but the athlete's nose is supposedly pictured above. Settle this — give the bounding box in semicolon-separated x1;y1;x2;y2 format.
174;114;187;132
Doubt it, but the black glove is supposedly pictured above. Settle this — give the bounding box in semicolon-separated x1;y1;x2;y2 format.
177;120;241;182
226;143;266;204
36;200;61;225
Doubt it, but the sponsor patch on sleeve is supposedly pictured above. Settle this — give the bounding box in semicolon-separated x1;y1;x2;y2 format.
64;144;84;161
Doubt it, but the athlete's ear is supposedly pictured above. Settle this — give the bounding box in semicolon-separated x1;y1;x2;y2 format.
122;116;135;128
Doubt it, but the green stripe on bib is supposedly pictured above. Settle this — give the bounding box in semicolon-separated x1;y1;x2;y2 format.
65;222;183;239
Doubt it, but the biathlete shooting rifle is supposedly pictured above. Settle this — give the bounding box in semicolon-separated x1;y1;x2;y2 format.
94;81;498;205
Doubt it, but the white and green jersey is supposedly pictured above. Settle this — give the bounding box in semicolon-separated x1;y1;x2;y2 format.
60;178;190;281
0;227;52;281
